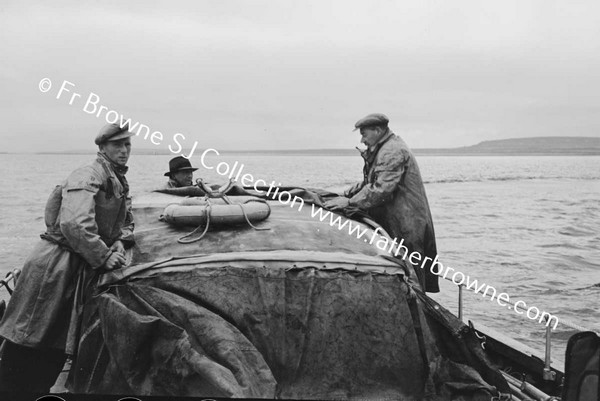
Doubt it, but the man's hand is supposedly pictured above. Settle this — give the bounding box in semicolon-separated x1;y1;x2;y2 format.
103;251;126;271
110;240;125;255
323;197;350;211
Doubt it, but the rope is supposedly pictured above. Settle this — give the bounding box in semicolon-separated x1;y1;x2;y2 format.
176;199;271;243
177;203;212;244
238;199;271;231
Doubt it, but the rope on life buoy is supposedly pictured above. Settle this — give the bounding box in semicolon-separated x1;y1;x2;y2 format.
238;199;271;231
177;203;212;244
176;198;271;244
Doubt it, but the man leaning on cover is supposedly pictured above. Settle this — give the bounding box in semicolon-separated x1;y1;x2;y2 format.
324;113;439;293
0;123;136;393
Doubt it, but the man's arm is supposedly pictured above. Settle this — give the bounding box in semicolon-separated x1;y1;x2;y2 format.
344;181;365;198
117;194;135;247
323;181;363;210
348;146;409;209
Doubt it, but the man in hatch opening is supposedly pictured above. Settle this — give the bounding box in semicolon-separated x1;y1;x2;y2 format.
163;156;199;188
324;113;439;293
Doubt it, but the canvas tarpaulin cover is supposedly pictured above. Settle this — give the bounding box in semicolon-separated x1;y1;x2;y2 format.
68;264;504;399
65;193;507;399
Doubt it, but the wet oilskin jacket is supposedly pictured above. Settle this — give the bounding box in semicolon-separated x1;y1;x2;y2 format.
0;153;134;353
346;130;439;293
45;153;135;266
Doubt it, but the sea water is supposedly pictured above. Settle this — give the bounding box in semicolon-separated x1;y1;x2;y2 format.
0;153;599;366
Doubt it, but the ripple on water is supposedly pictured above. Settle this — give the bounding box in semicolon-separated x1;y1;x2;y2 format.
558;226;596;237
541;279;567;287
538;243;584;250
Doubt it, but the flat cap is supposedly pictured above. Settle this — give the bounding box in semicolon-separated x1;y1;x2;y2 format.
353;113;389;131
95;123;136;145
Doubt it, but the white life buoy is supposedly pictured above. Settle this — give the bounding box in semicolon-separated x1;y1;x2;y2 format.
160;199;270;227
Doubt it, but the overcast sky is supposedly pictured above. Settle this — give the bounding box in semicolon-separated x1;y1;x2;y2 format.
1;0;600;153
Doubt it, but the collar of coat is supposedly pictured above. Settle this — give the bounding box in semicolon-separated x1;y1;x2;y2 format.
96;152;130;197
97;152;129;176
167;178;180;188
361;129;395;164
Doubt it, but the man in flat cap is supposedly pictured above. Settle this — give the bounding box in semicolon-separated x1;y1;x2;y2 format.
0;123;136;392
163;155;199;188
324;113;439;293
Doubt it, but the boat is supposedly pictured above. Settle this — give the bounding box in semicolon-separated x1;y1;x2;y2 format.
0;184;597;400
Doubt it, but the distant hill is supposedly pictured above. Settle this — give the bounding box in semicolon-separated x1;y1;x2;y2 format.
415;136;600;155
34;136;600;156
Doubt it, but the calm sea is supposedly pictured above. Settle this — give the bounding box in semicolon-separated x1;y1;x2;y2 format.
1;153;599;367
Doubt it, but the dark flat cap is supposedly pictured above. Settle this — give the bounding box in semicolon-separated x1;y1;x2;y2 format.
95;123;136;145
353;113;389;131
164;156;198;176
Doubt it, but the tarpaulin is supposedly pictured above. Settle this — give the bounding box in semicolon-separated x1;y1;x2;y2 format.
69;265;504;399
65;193;506;399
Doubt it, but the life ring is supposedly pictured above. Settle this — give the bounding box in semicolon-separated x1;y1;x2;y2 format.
160;199;271;227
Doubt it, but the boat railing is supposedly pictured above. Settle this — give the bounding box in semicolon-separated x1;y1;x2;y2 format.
450;276;599;385
0;269;20;296
0;269;21;320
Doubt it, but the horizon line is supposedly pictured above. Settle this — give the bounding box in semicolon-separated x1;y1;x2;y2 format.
3;135;599;155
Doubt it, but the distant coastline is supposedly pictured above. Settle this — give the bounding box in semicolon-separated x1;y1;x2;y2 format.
22;136;600;156
413;136;600;156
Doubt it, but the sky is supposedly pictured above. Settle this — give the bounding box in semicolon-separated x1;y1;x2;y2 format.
1;0;600;153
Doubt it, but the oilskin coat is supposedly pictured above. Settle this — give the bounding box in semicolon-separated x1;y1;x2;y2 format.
0;153;134;354
346;130;439;293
